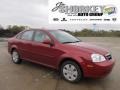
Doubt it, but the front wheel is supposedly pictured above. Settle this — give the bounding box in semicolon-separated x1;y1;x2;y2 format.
60;61;83;83
11;50;22;64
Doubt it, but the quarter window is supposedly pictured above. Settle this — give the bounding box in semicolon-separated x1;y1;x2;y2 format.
21;31;34;40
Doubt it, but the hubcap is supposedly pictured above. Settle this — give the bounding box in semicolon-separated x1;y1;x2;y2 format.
63;64;78;81
12;51;19;62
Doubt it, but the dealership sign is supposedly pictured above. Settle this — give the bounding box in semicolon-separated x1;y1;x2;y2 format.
49;0;120;24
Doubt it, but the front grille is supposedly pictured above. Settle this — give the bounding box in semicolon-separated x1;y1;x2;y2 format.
105;53;112;60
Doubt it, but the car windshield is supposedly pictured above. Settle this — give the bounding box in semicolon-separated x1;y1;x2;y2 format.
48;30;81;43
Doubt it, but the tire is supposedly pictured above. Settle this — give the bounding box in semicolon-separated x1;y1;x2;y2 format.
11;50;22;64
60;60;83;83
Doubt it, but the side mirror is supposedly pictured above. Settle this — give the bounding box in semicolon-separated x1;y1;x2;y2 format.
43;39;53;46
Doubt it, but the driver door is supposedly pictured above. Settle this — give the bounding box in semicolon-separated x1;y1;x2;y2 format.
31;30;62;67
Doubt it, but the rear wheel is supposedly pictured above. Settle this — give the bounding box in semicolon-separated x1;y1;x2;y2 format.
60;61;83;83
11;50;22;64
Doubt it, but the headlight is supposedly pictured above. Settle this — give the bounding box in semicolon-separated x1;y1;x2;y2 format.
91;54;106;62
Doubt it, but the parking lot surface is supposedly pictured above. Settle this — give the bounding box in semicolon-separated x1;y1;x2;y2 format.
0;37;120;90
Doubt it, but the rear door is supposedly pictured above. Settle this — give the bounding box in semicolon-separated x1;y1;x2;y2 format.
18;30;34;60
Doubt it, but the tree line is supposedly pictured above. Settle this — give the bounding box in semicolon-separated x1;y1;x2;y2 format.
0;25;120;37
0;25;28;37
62;29;120;37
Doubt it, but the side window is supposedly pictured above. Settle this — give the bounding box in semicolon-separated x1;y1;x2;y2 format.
16;33;22;39
16;32;23;39
21;31;34;40
34;31;51;42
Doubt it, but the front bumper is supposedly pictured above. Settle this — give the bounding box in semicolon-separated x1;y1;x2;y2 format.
81;59;115;78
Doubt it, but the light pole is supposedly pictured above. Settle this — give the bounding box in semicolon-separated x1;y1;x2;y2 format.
93;23;96;31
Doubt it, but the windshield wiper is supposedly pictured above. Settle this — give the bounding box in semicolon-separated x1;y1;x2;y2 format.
62;42;75;44
62;41;80;44
74;41;80;42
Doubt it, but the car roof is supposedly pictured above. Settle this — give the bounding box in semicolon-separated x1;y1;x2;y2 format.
25;28;62;32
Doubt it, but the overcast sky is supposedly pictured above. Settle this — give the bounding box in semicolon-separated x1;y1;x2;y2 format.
0;0;120;31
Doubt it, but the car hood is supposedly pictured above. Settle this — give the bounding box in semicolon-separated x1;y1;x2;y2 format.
66;42;108;55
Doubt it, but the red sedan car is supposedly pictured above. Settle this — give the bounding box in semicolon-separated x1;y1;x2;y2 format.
8;29;115;82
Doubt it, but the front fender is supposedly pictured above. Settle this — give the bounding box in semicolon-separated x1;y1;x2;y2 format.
10;45;18;54
56;53;84;69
